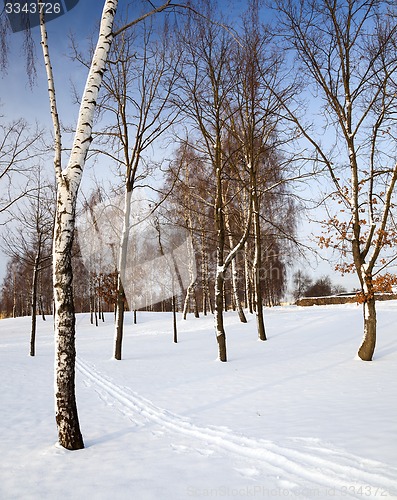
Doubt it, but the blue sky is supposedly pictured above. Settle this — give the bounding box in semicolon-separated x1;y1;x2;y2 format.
1;1;105;126
0;0;249;151
0;0;360;293
0;0;108;282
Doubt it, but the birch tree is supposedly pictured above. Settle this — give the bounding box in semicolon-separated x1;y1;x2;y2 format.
35;0;119;450
163;143;215;317
0;0;174;449
217;0;298;337
232;5;274;340
174;1;253;361
73;15;180;359
275;0;397;360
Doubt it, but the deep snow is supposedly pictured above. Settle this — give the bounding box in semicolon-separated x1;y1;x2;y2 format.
1;302;396;499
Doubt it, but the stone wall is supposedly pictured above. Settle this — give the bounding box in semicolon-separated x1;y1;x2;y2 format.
295;294;397;306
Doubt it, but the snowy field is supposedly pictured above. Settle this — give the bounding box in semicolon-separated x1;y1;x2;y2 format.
1;302;397;499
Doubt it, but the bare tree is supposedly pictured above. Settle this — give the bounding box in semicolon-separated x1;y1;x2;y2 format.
228;2;284;339
1;167;54;355
35;0;173;449
73;14;180;359
0;118;42;213
275;0;397;360
292;270;312;301
174;1;254;361
163;143;216;318
35;0;119;449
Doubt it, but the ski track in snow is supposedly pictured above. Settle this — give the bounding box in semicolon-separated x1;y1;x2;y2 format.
76;357;397;498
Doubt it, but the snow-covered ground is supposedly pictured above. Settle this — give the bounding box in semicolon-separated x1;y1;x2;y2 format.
1;302;397;499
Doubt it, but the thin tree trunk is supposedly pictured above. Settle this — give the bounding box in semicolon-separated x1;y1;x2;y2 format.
94;294;98;327
182;251;199;319
30;246;41;357
172;294;178;343
182;214;199;319
214;168;253;360
89;276;94;325
201;228;212;315
224;206;247;323
39;295;46;321
215;155;227;361
114;188;132;360
244;242;253;314
12;270;17;318
253;191;266;341
183;284;199;319
223;276;228;311
114;280;125;360
101;298;105;322
215;265;227;362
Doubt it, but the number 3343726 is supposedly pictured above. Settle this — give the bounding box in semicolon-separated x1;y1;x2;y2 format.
5;3;62;15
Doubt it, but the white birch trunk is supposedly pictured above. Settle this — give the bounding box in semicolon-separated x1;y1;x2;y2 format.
182;219;199;320
244;242;253;314
224;205;247;323
41;0;118;449
214;263;227;361
200;227;212;315
114;188;132;360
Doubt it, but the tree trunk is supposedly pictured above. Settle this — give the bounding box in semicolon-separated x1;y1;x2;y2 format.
39;295;46;321
225;207;247;323
30;245;41;357
358;273;376;361
114;280;125;360
53;187;84;451
253;192;266;341
183;284;199;319
215;172;227;361
114;188;132;360
358;296;376;361
215;267;227;361
13;270;17;318
244;243;253;314
201;233;212;316
172;295;177;343
40;0;119;449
